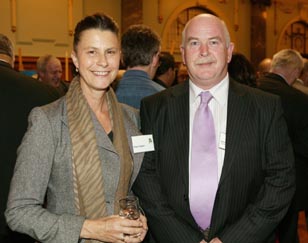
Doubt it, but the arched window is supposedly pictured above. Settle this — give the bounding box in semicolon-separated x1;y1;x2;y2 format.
279;21;308;58
163;7;216;55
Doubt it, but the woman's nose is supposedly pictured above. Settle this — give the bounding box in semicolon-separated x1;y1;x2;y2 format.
97;53;108;67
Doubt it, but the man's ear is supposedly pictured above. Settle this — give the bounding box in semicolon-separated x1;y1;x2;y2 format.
152;52;160;68
180;46;186;65
38;70;45;80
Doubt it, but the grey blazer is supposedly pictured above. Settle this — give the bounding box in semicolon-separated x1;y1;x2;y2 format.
5;97;144;243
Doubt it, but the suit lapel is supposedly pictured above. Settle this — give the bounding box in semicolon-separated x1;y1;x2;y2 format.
219;81;250;186
168;82;190;190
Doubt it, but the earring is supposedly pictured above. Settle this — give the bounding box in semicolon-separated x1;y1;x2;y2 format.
75;68;79;73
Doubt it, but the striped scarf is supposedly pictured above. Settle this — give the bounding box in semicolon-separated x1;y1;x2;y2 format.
66;77;133;242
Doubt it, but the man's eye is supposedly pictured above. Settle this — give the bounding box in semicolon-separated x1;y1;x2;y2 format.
209;40;219;46
190;41;199;46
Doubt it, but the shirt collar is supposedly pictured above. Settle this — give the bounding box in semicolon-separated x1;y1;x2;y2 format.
189;73;229;106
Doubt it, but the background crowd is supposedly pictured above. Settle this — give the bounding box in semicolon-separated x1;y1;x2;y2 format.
0;11;307;243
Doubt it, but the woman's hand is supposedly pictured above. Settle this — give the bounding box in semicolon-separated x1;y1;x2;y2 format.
80;214;147;243
123;214;148;243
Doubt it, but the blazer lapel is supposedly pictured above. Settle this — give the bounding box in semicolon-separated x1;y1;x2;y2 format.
219;81;251;186
168;82;190;190
122;113;144;188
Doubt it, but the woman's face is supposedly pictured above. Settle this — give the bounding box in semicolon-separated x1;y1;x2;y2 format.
71;28;120;92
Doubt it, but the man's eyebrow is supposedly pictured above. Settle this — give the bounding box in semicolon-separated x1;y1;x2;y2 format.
187;37;199;42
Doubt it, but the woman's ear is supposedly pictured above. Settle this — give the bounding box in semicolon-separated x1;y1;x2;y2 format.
71;51;79;69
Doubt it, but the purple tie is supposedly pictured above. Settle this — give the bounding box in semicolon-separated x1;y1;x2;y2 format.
190;91;218;230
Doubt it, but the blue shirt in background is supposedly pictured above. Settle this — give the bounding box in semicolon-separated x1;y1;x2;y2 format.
115;70;165;109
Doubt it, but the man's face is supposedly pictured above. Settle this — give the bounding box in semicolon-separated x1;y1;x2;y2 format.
41;59;63;87
300;70;308;86
181;15;234;90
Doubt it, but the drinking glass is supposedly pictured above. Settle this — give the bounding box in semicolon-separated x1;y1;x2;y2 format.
119;195;143;220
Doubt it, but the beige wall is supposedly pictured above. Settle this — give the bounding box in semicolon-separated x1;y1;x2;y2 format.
0;0;121;58
0;0;305;63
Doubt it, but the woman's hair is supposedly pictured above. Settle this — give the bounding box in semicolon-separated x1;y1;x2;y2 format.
228;52;257;87
73;13;119;52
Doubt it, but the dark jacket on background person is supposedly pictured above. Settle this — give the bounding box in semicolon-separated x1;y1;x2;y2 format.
258;72;308;212
0;60;59;242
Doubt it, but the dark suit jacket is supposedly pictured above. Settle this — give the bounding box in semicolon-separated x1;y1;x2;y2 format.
133;79;295;243
258;73;308;211
0;60;59;242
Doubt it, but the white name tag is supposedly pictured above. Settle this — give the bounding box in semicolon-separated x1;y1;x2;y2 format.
219;132;226;150
132;135;155;153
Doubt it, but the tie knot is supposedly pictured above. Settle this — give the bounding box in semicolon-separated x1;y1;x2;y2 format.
200;91;213;105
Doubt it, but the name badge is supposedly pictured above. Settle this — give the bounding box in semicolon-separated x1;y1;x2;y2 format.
132;135;155;153
219;132;226;150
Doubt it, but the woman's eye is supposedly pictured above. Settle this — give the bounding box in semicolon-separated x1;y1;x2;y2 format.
107;50;115;55
88;50;96;55
106;49;117;55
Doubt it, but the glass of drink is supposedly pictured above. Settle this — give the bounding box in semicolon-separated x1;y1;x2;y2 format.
119;195;143;220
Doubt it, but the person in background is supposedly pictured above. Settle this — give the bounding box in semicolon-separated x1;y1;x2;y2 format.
258;49;308;243
5;13;147;243
115;24;164;109
36;54;70;96
153;52;176;88
176;63;189;84
228;52;257;87
0;33;59;243
292;58;308;95
133;14;295;243
257;57;272;78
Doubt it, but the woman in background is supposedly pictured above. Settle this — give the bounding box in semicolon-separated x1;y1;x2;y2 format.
6;13;147;243
228;52;257;87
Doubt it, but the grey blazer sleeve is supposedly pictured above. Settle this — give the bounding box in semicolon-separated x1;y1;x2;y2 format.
5;107;85;243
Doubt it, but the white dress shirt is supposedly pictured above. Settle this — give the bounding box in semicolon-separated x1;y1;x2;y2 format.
189;74;229;195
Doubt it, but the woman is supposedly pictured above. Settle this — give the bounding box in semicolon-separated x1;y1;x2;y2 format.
5;13;147;243
228;52;257;88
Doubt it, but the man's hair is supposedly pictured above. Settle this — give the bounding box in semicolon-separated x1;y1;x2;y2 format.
121;24;161;68
271;49;304;71
0;33;14;58
155;52;175;77
36;54;57;73
181;14;231;48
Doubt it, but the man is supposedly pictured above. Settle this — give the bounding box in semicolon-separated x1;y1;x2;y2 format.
36;54;69;96
154;52;176;88
257;57;272;78
292;58;308;95
258;49;308;243
133;14;295;243
115;24;165;109
0;34;59;242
